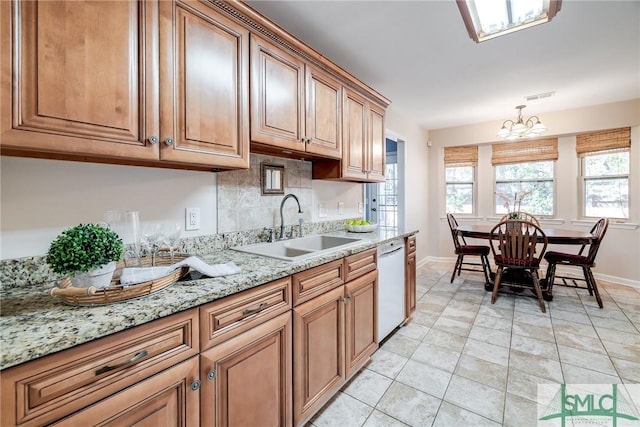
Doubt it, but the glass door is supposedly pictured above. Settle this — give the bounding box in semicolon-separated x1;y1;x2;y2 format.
366;137;404;230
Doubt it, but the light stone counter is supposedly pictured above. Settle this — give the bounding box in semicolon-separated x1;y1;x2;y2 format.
0;228;417;370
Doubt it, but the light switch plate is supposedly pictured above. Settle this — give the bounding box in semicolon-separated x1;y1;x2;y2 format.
338;202;344;215
358;202;364;214
318;204;327;218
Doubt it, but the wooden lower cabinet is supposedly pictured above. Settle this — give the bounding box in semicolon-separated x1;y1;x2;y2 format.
292;286;345;426
293;269;378;426
200;311;293;427
51;356;200;426
405;236;417;319
345;270;378;378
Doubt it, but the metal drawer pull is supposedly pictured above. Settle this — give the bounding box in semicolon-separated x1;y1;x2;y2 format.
95;350;148;375
207;369;216;381
242;302;268;316
191;379;201;391
148;135;158;144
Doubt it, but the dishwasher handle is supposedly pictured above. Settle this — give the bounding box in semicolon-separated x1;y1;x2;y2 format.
378;245;405;257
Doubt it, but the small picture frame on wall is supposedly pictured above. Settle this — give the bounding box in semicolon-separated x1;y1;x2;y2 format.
261;163;285;195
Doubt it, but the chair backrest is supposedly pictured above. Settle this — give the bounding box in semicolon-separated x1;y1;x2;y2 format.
500;211;540;226
446;213;463;249
585;217;609;263
489;220;547;268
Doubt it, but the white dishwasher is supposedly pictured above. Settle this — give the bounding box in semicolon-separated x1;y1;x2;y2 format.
377;239;406;341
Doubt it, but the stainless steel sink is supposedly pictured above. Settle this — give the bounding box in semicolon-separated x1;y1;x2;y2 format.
231;234;364;262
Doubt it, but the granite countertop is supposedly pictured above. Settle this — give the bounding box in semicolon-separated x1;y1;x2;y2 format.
0;228;417;370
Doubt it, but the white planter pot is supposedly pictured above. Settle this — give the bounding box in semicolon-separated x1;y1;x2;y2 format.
71;261;117;289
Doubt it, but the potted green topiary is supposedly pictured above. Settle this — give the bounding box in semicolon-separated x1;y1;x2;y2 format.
46;223;124;288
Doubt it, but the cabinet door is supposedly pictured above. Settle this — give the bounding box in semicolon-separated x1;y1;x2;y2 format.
367;102;386;182
250;35;305;151
405;251;417;319
1;0;159;160
51;357;200;426
305;66;342;159
293;285;345;426
345;270;378;378
159;0;249;169
341;88;368;180
201;312;292;427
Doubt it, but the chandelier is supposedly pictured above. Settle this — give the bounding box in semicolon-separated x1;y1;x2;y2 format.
497;105;547;140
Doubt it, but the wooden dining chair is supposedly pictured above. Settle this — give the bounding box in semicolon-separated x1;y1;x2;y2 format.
543;217;609;308
489;220;548;312
500;211;540;226
446;213;492;284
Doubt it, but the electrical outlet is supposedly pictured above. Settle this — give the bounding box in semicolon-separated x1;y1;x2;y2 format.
319;204;327;218
338;202;344;215
185;207;200;231
358;202;364;214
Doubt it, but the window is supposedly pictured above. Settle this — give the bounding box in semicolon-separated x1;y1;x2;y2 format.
445;146;477;214
492;139;558;216
378;162;399;228
495;161;554;215
577;128;631;219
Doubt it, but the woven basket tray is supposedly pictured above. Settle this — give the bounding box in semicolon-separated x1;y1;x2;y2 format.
50;253;191;306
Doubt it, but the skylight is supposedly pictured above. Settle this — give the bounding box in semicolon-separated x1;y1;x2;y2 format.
457;0;562;42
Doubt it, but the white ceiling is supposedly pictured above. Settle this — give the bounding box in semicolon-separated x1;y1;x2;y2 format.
245;1;640;130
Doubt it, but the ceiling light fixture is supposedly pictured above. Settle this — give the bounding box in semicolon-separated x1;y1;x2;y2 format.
497;105;547;140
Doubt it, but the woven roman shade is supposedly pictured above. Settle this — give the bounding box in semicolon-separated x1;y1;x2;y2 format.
444;145;478;165
576;127;631;156
491;138;558;165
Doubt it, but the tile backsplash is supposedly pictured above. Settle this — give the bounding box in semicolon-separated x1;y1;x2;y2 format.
217;154;313;233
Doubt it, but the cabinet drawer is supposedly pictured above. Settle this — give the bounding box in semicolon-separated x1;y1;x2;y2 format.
50;356;200;426
292;259;344;306
344;248;377;282
1;309;199;427
200;277;291;351
406;235;417;254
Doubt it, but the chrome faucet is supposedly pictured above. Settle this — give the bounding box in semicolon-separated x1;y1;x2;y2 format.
279;194;303;240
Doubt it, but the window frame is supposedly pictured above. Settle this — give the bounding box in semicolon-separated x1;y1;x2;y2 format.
579;148;630;220
445;163;477;216
493;160;557;217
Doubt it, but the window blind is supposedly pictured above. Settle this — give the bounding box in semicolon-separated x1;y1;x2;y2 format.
444;145;478;165
576;127;631;156
491;138;558;165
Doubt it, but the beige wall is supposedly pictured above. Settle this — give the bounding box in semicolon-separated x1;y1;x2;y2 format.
385;106;431;264
428;99;640;286
0;153;370;259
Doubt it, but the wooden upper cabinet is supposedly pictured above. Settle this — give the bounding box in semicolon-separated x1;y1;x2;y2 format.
0;0;159;160
341;88;368;181
250;35;305;150
304;65;342;158
250;36;341;159
159;0;249;169
312;87;385;182
367;102;386;182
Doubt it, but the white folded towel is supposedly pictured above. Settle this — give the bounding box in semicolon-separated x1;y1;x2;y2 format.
119;256;241;286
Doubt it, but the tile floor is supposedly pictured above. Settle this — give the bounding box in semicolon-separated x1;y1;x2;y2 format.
307;260;640;427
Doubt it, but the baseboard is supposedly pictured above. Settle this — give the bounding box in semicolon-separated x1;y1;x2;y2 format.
421;256;640;290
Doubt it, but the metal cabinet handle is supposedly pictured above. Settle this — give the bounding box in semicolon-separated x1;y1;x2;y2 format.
164;137;174;146
207;369;216;381
191;379;201;391
95;350;148;375
148;136;159;145
242;302;268;316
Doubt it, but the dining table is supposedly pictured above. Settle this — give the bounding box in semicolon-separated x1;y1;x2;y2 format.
454;224;594;300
